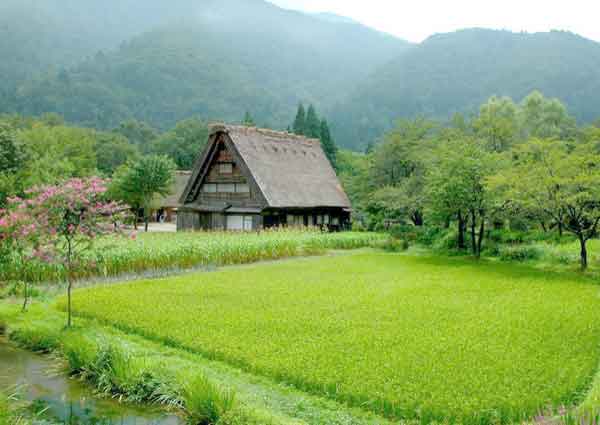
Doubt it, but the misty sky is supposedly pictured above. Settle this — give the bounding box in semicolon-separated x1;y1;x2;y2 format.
268;0;599;43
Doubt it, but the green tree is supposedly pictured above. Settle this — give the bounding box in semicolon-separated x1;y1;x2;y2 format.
242;111;256;127
114;120;158;152
150;118;208;170
489;139;600;269
305;105;321;139
427;140;493;257
95;132;139;175
319;119;338;169
110;155;176;232
473;96;519;152
0;122;27;206
519;91;577;140
17;125;97;187
293;104;306;135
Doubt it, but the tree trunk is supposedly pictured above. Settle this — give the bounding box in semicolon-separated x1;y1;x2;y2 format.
66;239;73;328
144;210;149;232
579;235;588;270
67;279;72;328
21;281;29;312
476;213;485;259
470;211;477;256
411;211;424;226
558;221;563;238
540;221;547;233
457;211;466;249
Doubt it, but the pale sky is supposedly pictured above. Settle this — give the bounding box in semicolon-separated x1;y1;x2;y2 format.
268;0;600;43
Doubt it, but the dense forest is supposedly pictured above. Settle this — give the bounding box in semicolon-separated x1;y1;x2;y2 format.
0;0;407;134
2;1;600;149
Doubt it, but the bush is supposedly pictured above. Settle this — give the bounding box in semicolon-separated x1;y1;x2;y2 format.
182;373;236;425
499;245;542;262
415;226;446;246
370;238;409;252
433;230;460;251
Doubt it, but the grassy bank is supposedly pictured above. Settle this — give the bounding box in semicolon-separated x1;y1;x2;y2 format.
1;230;383;284
64;252;600;424
0;304;396;425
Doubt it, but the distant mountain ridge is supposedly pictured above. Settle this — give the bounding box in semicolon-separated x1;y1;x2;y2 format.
332;28;600;149
1;2;600;150
0;0;409;132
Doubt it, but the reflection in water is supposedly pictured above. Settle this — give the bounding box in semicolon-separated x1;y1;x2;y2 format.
0;340;183;424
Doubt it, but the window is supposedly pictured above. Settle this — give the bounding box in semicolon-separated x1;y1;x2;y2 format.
226;215;254;231
323;214;330;225
218;183;235;193
219;163;233;174
332;217;340;226
316;215;323;225
202;184;217;193
235;183;250;193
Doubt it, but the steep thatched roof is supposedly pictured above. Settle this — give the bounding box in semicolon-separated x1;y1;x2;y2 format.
182;125;351;209
157;170;192;208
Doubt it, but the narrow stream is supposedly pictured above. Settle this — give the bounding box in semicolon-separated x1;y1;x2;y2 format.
0;339;184;424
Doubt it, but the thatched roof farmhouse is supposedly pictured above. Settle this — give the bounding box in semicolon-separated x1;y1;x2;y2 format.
178;124;351;231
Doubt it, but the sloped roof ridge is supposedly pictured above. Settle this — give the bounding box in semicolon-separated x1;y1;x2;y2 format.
209;123;321;145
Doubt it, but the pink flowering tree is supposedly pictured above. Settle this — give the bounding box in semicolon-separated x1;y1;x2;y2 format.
0;198;43;311
5;177;130;327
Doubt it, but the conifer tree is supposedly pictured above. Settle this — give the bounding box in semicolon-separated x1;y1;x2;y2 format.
293;104;306;135
242;111;256;127
320;119;338;169
305;104;321;139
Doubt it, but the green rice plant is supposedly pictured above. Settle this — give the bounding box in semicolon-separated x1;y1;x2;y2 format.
61;332;99;375
68;253;600;423
0;230;383;284
182;373;236;425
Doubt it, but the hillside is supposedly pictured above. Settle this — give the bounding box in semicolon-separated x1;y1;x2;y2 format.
1;0;408;131
332;29;600;149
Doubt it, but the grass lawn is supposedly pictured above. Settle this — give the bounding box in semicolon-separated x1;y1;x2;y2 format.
66;253;600;423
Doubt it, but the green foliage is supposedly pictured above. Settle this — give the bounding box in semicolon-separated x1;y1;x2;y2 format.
242;112;256;127
182;373;237;425
150;118;208;170
8;321;61;353
333;29;600;150
94;131;139;175
16;124;98;187
292;104;306;135
0;230;382;284
370;237;409;252
2;0;406;134
110;155;176;229
68;253;600;423
304;105;321;139
498;245;543;262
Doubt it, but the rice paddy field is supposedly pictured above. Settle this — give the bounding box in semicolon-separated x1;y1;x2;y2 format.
0;230;383;284
65;252;600;424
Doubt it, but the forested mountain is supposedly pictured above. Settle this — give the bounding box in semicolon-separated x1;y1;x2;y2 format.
332;29;600;149
1;0;408;131
3;2;600;151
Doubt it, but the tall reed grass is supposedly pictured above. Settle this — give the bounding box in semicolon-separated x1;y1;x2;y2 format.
1;230;382;285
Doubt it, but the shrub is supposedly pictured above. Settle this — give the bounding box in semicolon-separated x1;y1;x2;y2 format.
370;238;409;252
432;230;460;251
182;373;236;425
416;226;447;246
499;245;542;262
